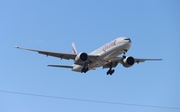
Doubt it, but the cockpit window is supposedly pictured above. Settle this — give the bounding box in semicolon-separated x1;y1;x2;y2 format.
124;38;131;42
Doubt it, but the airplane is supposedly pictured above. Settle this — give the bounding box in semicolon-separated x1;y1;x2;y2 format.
14;37;162;75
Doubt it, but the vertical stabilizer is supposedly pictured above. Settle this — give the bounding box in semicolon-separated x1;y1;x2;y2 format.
72;43;78;54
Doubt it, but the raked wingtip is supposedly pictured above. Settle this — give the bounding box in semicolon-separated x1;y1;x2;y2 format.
14;46;19;48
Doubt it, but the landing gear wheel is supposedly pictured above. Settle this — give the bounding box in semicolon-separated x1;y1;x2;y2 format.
110;69;115;75
106;70;110;75
107;69;115;75
81;67;88;73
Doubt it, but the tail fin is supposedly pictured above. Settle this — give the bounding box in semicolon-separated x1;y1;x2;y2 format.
72;43;78;54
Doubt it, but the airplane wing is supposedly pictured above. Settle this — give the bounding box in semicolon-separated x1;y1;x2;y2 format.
14;46;77;60
14;46;99;62
103;57;162;68
48;65;73;68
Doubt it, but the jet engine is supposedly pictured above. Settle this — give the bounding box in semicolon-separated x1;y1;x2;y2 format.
122;56;135;68
74;52;88;65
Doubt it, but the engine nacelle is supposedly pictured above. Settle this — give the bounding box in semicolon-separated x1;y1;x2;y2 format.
74;52;88;65
122;56;135;68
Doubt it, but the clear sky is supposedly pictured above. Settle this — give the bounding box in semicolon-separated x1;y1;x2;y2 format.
0;0;180;112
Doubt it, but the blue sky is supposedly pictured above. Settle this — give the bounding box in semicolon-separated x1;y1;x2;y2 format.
0;0;180;112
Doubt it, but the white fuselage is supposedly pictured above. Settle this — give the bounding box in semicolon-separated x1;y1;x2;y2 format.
72;37;131;72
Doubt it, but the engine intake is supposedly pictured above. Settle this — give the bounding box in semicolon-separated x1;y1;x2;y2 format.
75;52;88;65
123;56;135;68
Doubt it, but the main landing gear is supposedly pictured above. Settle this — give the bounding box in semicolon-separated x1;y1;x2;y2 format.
107;68;115;75
106;49;127;75
81;66;88;73
81;63;89;73
106;62;115;75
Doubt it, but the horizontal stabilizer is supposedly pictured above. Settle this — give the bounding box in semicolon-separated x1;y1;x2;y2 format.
48;65;73;68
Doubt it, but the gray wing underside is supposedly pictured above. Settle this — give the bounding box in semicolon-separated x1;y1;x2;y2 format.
103;57;162;68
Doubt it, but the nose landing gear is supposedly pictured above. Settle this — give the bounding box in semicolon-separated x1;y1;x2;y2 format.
123;49;127;59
